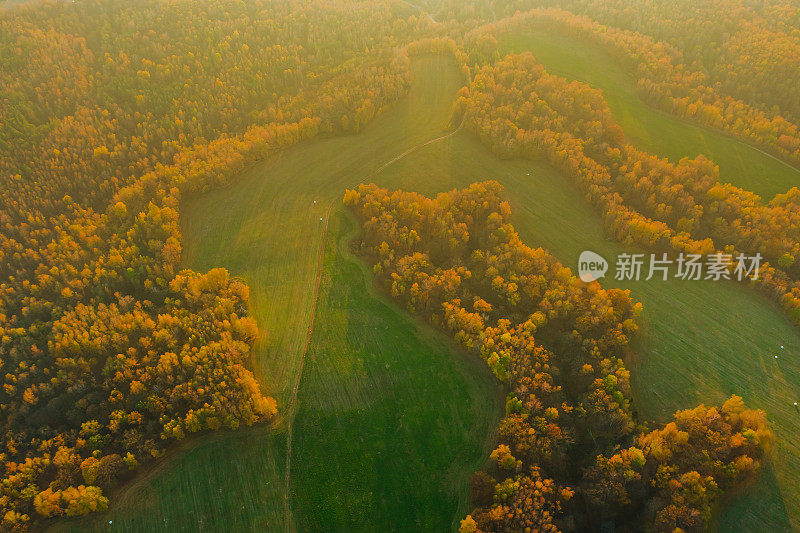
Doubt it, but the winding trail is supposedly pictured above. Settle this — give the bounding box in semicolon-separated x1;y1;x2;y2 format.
401;0;438;24
281;121;463;532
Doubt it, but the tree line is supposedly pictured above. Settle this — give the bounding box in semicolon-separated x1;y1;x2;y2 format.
457;51;800;326
345;182;771;532
0;0;437;528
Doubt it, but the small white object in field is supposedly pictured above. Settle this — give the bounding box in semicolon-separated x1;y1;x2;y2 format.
775;355;779;359
314;200;317;204
781;345;785;349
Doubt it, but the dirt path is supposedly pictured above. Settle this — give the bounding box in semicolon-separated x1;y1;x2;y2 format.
401;0;437;24
281;195;333;532
281;122;463;532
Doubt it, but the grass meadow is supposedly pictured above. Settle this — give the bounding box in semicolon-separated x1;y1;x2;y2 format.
500;25;800;200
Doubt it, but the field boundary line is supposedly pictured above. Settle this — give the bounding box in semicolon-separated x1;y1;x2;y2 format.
364;120;463;181
281;195;333;532
401;0;437;24
281;120;462;531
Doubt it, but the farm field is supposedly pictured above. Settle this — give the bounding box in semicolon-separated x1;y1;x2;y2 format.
53;31;800;533
8;0;800;530
289;210;501;531
53;54;500;533
51;429;289;532
500;26;800;200
367;130;800;531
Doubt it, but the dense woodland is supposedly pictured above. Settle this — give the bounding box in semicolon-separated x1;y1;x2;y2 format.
441;0;800;123
465;8;800;169
457;51;800;325
0;0;430;528
345;182;771;531
2;0;800;529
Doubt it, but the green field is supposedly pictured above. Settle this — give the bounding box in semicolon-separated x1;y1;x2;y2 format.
365;130;800;531
290;211;500;531
53;55;501;532
500;25;800;200
55;38;800;533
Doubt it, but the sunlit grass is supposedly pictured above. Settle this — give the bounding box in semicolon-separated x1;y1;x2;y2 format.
500;25;800;200
53;55;499;532
57;40;800;532
290;210;500;531
369;122;800;532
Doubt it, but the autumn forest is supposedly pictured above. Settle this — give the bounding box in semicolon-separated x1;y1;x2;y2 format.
1;0;800;531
